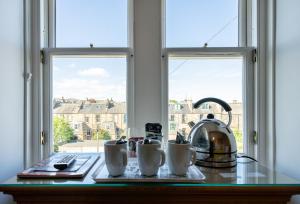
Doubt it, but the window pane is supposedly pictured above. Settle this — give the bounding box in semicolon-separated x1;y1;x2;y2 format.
166;0;239;47
168;56;244;152
56;0;127;47
52;56;127;153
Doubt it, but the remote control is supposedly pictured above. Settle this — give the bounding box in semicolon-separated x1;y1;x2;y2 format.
53;154;77;170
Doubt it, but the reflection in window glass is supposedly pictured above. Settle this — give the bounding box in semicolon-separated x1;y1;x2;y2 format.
52;56;127;152
56;0;127;47
166;0;239;47
168;56;244;152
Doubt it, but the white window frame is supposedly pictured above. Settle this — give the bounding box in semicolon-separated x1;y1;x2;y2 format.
24;0;273;165
161;0;256;156
41;0;134;158
162;47;255;156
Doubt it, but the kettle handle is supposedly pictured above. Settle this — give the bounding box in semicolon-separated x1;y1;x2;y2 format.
193;97;232;128
193;97;232;112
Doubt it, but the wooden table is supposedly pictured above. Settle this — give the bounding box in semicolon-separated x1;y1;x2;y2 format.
1;155;300;204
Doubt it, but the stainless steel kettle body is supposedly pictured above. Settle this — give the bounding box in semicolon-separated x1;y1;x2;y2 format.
188;98;237;168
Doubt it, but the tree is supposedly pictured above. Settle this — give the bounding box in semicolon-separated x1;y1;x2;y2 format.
169;99;178;104
53;116;74;152
92;129;111;140
232;128;243;152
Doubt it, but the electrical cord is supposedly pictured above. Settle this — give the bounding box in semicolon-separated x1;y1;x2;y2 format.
237;154;258;163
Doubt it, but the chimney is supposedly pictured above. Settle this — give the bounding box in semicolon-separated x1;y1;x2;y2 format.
185;98;193;111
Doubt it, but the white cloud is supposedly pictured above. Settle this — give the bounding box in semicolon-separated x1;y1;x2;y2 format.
68;63;76;68
53;78;126;101
77;67;110;78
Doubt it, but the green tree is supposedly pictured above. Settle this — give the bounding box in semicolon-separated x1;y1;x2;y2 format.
53;116;74;152
232;128;243;153
169;99;178;104
92;129;111;140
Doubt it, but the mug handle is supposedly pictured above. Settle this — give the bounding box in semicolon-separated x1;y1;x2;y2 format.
189;148;197;166
121;149;128;167
158;149;166;167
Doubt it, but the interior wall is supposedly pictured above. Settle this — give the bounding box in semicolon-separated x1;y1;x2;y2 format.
0;0;24;203
275;0;300;180
133;0;162;128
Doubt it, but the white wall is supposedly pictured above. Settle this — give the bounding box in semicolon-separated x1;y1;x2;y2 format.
0;0;24;203
276;0;300;180
133;0;162;128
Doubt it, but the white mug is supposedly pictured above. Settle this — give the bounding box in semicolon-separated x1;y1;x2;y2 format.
137;140;165;176
104;140;128;177
167;140;196;176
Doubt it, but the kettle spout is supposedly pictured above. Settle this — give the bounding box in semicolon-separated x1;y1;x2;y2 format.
188;121;195;128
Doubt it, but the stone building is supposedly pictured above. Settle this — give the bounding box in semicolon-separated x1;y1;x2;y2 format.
53;98;126;140
168;99;243;140
53;98;242;141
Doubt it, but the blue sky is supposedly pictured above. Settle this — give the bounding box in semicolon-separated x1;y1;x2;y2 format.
53;0;242;102
53;57;127;101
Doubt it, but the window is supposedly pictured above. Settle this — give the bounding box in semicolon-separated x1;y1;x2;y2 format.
182;114;186;124
169;123;176;131
50;56;128;153
168;56;245;152
199;114;204;120
200;103;210;110
55;0;127;47
165;0;255;153
32;0;255;159
43;0;130;154
96;115;100;123
166;0;239;47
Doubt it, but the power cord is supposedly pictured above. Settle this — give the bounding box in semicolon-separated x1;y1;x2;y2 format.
237;154;258;163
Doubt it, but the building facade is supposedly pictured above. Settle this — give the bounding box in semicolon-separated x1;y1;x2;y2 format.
53;98;242;141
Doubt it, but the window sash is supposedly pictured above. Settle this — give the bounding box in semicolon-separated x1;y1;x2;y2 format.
43;0;134;157
161;47;255;156
48;0;133;49
42;48;133;157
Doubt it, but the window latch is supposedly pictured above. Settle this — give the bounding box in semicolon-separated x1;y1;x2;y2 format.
252;49;257;63
41;131;46;145
25;73;32;82
253;130;257;144
40;50;45;64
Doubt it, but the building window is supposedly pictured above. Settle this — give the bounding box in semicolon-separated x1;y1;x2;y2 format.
200;103;210;110
182;114;186;124
96;115;100;123
123;114;127;124
169;123;176;131
170;114;175;121
86;129;92;140
200;114;204;120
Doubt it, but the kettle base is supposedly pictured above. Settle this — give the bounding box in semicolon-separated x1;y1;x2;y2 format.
195;160;237;168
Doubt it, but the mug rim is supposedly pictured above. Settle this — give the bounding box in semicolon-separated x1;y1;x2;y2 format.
105;140;127;146
137;139;161;146
168;139;191;145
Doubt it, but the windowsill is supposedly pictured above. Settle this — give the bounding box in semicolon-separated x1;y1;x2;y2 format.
1;153;300;203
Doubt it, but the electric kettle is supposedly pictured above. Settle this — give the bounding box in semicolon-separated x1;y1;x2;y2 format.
188;97;237;168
